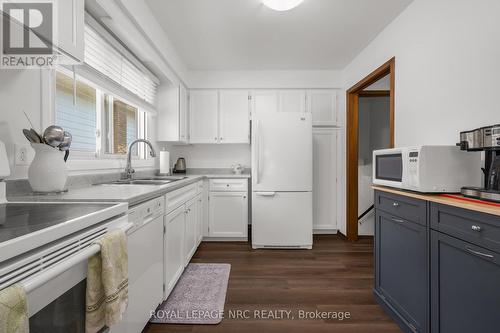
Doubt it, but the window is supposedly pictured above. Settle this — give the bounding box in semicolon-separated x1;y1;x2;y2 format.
55;69;147;158
55;72;97;152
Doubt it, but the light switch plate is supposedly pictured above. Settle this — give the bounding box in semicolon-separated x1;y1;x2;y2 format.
15;144;31;166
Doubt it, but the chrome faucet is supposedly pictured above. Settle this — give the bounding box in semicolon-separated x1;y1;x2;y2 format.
123;139;157;180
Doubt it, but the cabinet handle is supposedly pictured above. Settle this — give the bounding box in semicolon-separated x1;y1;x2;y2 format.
393;202;400;207
220;137;223;141
391;217;405;224
214;137;218;141
471;225;482;232
465;247;494;259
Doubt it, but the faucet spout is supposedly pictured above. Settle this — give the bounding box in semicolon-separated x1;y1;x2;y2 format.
124;139;157;179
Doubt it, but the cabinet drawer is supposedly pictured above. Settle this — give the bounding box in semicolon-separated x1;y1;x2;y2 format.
375;191;427;226
209;179;248;192
430;203;500;253
165;183;197;214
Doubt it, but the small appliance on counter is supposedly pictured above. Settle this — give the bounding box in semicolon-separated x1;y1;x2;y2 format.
459;124;500;202
173;157;186;174
372;145;481;193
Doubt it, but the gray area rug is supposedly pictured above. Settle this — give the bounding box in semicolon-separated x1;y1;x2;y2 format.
150;263;231;325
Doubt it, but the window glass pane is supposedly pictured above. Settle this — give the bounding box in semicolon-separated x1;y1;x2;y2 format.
104;97;138;155
55;72;97;152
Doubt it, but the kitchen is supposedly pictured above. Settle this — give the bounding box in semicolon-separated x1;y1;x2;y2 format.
0;0;499;333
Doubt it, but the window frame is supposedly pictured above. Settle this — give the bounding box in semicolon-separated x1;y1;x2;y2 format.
55;66;148;161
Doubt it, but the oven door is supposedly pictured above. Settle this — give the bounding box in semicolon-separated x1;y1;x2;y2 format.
29;260;89;333
373;148;405;188
0;216;131;333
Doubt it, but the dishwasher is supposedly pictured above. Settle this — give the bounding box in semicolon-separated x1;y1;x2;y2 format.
111;196;165;333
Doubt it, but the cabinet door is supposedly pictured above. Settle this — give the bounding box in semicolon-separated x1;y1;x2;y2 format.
375;210;428;333
189;90;219;143
219;90;250;144
184;198;197;266
209;192;248;238
252;91;279;115
57;0;84;63
313;128;338;231
179;84;189;142
431;231;500;333
307;90;337;126
164;205;185;298
196;193;203;245
279;90;306;113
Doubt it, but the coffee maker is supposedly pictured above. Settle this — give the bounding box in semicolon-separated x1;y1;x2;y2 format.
459;124;500;202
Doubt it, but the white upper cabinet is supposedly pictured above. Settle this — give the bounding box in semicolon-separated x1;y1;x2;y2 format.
279;90;306;113
56;0;84;63
157;83;189;143
189;90;219;143
179;84;188;142
252;90;279;115
219;90;250;144
307;90;338;126
189;90;250;144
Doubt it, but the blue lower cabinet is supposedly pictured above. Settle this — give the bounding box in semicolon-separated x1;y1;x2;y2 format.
374;210;429;333
431;230;500;333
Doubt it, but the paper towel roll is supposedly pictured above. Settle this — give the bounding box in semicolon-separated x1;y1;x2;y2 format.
159;150;170;175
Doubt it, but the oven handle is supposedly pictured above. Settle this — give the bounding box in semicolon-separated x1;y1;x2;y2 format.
21;222;133;293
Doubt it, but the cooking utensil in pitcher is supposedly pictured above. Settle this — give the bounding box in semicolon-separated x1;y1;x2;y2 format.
59;131;72;163
43;126;65;147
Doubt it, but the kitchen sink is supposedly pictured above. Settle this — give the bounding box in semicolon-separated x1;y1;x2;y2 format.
100;176;187;186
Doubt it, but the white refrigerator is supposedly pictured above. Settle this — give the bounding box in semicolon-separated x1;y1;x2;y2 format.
251;94;313;249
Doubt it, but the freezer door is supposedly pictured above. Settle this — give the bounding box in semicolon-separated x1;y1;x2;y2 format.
252;191;312;249
252;112;312;191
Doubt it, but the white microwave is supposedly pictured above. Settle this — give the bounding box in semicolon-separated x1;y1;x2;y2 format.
372;146;481;193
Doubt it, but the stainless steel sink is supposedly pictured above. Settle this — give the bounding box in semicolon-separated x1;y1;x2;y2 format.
100;176;187;186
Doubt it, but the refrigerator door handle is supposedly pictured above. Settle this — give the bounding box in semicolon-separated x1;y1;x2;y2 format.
255;192;276;197
255;120;261;184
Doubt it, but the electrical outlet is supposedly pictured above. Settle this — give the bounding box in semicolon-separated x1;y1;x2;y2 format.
15;144;30;166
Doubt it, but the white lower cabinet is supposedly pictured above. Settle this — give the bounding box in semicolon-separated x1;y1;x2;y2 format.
208;179;248;240
196;193;204;245
184;197;197;266
164;205;186;298
313;128;339;233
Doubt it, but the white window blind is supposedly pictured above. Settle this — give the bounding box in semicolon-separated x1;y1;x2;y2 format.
84;25;158;106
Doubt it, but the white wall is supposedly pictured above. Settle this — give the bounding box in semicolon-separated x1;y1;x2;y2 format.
339;0;500;235
342;0;500;145
0;70;42;179
188;70;342;89
165;144;251;169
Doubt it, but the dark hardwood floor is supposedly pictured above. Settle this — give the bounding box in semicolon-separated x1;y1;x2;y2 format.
143;235;401;333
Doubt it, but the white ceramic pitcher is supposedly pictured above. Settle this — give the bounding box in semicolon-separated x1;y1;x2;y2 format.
28;143;68;192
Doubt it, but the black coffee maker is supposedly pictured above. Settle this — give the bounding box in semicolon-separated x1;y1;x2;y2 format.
459;124;500;202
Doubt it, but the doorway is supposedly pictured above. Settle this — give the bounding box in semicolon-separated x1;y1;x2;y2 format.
346;58;395;241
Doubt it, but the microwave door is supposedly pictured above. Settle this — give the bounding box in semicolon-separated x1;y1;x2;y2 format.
374;153;403;187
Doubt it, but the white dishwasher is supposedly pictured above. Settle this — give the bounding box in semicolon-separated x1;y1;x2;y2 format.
111;196;164;333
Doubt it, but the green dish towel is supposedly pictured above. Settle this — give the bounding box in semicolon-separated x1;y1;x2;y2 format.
0;283;29;333
85;229;128;333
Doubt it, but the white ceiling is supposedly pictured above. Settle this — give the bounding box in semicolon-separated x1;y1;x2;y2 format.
146;0;412;71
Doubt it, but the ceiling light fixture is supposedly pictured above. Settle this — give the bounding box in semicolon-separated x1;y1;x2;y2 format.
262;0;304;11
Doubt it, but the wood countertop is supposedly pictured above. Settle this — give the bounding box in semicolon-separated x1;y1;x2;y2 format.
372;185;500;217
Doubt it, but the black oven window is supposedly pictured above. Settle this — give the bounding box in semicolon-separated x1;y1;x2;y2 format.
376;154;403;182
29;279;86;333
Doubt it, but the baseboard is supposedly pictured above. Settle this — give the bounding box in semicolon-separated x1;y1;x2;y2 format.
202;237;248;242
313;229;338;235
